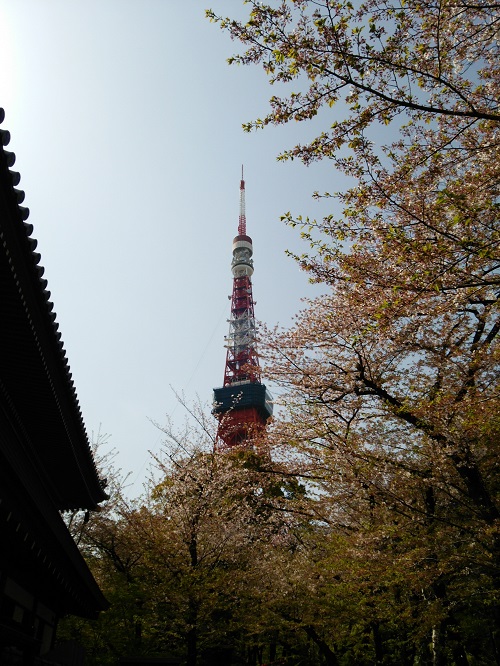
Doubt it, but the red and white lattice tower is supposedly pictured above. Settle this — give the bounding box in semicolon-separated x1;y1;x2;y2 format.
213;170;273;449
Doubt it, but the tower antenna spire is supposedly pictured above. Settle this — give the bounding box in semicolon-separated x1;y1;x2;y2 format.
238;164;246;236
212;171;273;449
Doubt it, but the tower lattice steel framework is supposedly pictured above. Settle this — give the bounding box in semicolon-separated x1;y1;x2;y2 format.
213;170;273;448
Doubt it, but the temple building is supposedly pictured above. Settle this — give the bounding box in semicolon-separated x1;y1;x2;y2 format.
0;109;109;665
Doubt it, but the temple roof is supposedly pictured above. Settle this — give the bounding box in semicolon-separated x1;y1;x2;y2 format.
0;108;108;511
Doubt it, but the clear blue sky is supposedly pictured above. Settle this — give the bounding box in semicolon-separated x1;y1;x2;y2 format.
0;1;345;495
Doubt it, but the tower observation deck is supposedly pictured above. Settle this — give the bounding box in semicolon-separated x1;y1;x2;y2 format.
213;170;273;448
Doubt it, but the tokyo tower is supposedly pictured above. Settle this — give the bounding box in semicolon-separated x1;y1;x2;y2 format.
212;170;273;449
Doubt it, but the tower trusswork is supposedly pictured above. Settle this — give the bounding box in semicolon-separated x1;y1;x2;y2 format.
213;171;273;448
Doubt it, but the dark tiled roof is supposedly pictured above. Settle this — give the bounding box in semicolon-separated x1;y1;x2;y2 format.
0;108;108;510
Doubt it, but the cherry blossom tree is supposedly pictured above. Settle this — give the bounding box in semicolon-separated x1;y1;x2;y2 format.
59;408;317;665
208;1;500;662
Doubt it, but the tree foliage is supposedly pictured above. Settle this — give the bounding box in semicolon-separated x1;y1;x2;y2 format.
206;0;500;663
59;415;319;665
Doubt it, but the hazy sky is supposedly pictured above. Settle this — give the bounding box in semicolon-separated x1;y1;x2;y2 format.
0;1;346;495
